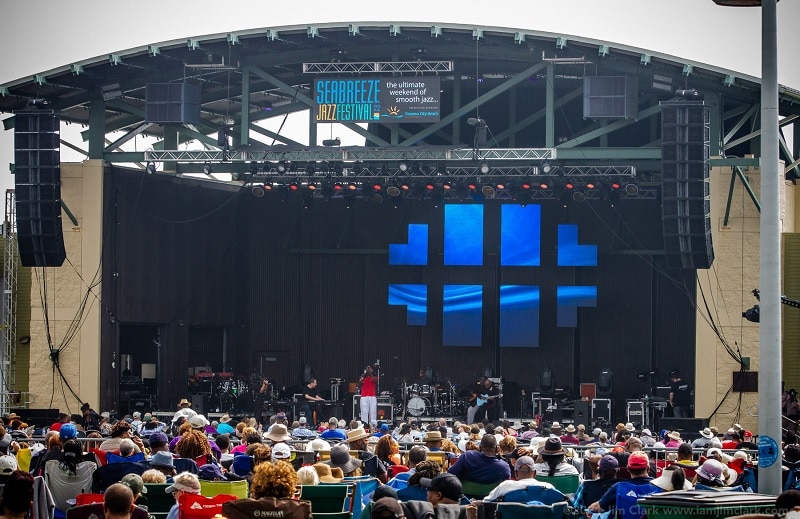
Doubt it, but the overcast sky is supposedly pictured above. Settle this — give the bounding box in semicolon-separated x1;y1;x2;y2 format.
0;0;797;192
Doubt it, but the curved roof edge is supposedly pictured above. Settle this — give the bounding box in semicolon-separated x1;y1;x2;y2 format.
0;21;774;91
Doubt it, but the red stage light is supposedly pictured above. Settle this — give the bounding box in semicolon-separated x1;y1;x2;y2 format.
565;182;574;190
289;182;299;191
586;182;596;189
611;182;621;190
539;182;549;189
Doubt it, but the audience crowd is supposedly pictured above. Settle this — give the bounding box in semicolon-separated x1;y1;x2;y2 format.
1;402;799;519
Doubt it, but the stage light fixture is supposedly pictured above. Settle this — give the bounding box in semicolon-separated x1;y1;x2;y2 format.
352;161;364;174
572;191;587;202
145;162;157;175
611;182;621;190
625;183;639;195
521;179;532;190
322;137;341;147
586;181;596;190
541;161;554;174
539;181;549;189
263;183;274;191
425;180;436;191
495;180;506;190
289;181;299;191
564;181;574;190
400;180;411;192
398;161;410;173
251;184;265;197
347;182;358;191
386;182;402;198
442;180;453;191
249;161;259;175
479;162;490;175
481;184;495;197
276;161;288;174
321;177;335;201
306;182;317;192
202;161;213;175
467;181;478;192
304;163;316;175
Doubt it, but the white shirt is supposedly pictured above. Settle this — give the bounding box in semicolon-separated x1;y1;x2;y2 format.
484;478;555;502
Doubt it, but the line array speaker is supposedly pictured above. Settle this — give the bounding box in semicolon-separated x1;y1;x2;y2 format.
145;82;202;125
660;100;714;269
14;110;66;267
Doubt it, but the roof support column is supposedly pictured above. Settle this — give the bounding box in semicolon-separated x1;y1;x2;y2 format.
240;66;251;147
88;97;105;160
452;74;461;145
308;109;317;146
545;62;554;148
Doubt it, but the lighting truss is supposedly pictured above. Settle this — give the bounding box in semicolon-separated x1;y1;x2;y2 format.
143;147;557;163
302;61;454;74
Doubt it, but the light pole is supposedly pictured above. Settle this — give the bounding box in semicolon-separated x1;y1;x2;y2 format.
712;0;782;495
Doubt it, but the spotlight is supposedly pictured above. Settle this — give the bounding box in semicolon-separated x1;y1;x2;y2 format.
306;182;317;192
251;185;265;197
276;161;288;174
289;182;299;191
249;161;259;175
425;181;436;191
520;179;532;190
479;162;490;175
625;183;639;195
202;161;213;175
564;181;574;190
400;180;411;192
586;181;596;190
347;182;358;191
541;161;558;175
539;181;549;190
572;191;587;202
495;180;506;190
442;180;453;191
322;137;341;147
386;184;402;198
145;162;157;175
481;184;495;197
333;182;344;192
398;161;410;173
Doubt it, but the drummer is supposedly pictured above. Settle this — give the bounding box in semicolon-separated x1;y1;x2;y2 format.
414;368;433;387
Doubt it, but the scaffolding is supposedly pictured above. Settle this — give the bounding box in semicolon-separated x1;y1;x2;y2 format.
1;189;18;414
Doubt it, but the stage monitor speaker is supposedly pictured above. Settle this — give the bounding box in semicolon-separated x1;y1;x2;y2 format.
660;100;714;269
574;401;590;424
145;82;202;125
657;417;709;439
351;395;394;423
14;110;66;267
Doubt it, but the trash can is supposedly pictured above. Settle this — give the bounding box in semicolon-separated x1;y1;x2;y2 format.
640;490;777;519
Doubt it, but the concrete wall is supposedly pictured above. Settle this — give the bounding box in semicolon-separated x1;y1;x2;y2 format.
26;160;103;413
696;162;793;433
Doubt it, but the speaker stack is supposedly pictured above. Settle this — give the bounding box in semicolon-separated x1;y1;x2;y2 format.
660;100;714;269
14;110;66;267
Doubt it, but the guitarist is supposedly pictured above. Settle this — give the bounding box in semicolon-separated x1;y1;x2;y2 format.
467;377;502;424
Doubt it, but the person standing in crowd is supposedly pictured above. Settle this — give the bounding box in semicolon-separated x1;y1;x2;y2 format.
359;365;379;426
668;370;691;418
81;403;102;431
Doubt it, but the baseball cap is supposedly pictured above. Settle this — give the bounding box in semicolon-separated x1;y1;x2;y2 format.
420;473;463;501
514;456;536;472
189;415;209;429
272;443;293;460
0;455;18;475
149;431;169;447
298;416;307;425
120;473;147;495
627;451;649;470
599;455;620;472
59;423;78;441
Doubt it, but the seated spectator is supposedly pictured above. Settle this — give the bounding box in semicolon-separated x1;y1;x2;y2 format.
372;497;405;519
99;421;139;453
447;434;511;483
324;444;362;477
175;429;214;465
222;461;310;519
533;437;579;477
694;459;737;488
388;446;426;489
120;473;147;507
149;451;177;480
165;472;201;519
573;455;620;513
250;461;297;499
588;452;660;516
651;464;690;491
420;473;463;507
311;463;344;484
375;435;401;468
397;460;441;502
484;455;555;502
104;483;134;519
0;471;34;518
45;438;98;512
141;469;167;484
296;466;319;486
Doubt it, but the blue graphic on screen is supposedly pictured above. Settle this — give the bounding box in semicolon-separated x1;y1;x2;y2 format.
501;205;541;266
499;285;540;348
389;224;428;265
444;205;483;266
388;284;428;325
443;285;483;346
557;224;598;267
557;286;598;327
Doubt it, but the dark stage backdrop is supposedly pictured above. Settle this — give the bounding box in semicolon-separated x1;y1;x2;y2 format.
101;167;697;419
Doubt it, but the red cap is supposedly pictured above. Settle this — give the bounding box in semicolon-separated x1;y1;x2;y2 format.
627;451;649;470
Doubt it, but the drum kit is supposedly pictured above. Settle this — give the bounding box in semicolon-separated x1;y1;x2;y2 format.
192;372;253;412
395;381;467;418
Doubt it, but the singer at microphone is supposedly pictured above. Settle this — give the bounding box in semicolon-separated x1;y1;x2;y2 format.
358;364;378;426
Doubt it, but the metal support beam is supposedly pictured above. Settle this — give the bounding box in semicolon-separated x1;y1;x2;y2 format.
104;122;153;152
724;103;759;146
400;61;547;146
493;86;583;145
722;168;737;227
559;104;661;148
249;123;304;147
60;139;88;157
709;92;722;156
60;200;79;227
88;97;105;160
163;125;179;172
545;62;554;148
241;66;251;147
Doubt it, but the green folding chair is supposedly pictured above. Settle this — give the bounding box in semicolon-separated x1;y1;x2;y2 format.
200;480;249;499
142;483;175;519
461;480;502;500
534;475;580;496
297;484;353;513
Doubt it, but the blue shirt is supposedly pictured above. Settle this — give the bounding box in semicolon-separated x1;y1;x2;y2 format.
447;450;511;484
320;429;347;440
216;422;235;436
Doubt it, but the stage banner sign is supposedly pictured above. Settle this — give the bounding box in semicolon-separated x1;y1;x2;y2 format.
314;77;440;123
